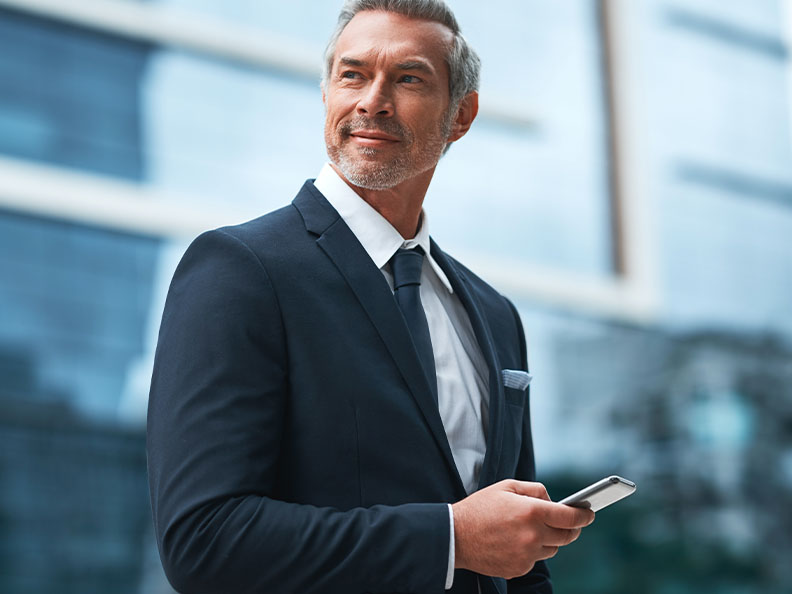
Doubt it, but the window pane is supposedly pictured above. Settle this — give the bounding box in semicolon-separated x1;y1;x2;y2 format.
0;8;150;180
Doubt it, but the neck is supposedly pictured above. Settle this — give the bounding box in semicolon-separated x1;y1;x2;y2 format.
330;163;434;239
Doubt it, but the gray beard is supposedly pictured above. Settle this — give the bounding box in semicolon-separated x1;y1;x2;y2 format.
327;109;455;190
332;146;420;190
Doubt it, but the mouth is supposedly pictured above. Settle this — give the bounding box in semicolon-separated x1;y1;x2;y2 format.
349;130;401;147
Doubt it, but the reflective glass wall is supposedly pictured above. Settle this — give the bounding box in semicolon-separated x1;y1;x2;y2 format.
0;0;791;592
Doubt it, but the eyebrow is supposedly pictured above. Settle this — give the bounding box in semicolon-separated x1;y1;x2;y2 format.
338;57;365;68
337;56;435;75
395;60;433;74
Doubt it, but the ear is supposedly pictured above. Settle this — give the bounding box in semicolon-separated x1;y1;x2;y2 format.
446;91;479;143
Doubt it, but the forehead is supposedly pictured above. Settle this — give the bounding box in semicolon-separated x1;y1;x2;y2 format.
333;10;453;72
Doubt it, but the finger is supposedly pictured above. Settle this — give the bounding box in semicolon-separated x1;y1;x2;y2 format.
540;526;582;547
543;503;596;529
504;480;551;501
536;545;559;561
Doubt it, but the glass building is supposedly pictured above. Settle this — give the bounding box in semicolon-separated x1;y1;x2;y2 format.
0;0;791;592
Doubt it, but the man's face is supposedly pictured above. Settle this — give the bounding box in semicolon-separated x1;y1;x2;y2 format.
323;10;456;190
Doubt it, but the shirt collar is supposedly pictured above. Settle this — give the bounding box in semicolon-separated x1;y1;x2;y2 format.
314;163;453;293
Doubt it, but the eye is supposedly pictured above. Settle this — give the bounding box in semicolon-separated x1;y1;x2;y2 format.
399;74;421;83
340;71;361;80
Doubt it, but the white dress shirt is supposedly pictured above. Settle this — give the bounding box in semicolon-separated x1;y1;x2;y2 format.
314;164;489;589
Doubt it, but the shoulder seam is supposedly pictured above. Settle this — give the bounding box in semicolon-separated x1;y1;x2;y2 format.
213;228;288;345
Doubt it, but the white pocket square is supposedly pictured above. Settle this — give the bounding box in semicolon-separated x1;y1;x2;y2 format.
501;369;532;390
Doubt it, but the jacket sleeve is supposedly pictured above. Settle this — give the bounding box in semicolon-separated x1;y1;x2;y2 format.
503;298;553;594
146;229;450;594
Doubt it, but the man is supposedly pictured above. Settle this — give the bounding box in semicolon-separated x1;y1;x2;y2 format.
147;1;594;593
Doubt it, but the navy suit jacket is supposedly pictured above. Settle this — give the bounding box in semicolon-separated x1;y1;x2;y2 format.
147;181;552;593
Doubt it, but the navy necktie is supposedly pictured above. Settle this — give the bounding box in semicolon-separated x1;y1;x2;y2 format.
390;247;438;402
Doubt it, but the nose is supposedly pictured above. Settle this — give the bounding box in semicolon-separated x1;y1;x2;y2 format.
356;77;394;117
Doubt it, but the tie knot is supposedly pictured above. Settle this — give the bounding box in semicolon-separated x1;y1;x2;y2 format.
390;247;425;289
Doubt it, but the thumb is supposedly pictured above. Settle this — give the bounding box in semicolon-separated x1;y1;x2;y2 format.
502;480;551;501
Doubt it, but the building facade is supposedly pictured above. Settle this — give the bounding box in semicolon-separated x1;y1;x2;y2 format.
0;1;790;592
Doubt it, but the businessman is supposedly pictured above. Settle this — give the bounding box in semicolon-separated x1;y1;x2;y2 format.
147;1;594;593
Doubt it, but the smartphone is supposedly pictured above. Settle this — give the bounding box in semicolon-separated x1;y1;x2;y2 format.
559;475;636;512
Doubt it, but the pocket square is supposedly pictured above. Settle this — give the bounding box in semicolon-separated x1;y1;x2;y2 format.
501;369;532;391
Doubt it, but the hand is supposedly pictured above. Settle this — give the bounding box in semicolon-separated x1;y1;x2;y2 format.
451;480;595;579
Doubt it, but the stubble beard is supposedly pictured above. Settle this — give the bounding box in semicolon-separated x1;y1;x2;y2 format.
326;110;455;191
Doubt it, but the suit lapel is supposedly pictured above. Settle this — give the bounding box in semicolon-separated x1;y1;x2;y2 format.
293;182;466;496
430;239;507;491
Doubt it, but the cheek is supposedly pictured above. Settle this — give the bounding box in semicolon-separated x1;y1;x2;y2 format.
324;109;344;135
326;91;359;118
323;119;338;146
323;108;341;133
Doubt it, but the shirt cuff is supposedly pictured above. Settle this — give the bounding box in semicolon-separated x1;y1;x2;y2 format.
445;504;455;589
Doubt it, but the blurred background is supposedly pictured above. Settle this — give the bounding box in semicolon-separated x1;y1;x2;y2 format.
0;0;791;592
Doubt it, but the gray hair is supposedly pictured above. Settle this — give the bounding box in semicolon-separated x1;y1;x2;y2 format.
321;0;481;110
